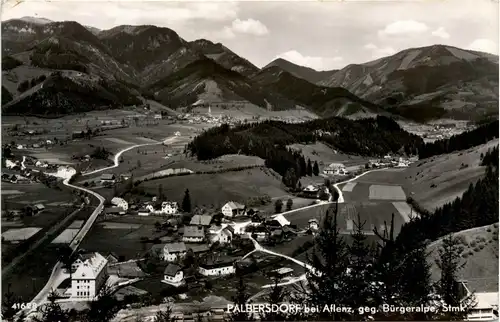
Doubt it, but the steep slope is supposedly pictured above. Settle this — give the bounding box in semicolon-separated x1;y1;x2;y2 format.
146;58;296;110
2;71;141;116
264;58;338;84
189;39;259;77
2;20;137;83
98;25;203;85
318;45;499;122
252;66;386;118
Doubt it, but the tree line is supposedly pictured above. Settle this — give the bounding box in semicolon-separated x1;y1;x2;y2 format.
188;116;423;188
230;201;475;321
418;120;499;159
404;145;499;248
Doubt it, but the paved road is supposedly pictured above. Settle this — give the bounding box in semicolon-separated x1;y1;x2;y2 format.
20;138;178;318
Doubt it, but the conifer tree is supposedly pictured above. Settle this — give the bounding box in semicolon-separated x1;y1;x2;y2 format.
182;189;192;213
260;278;289;321
312;161;319;176
306;202;350;320
230;274;254;321
435;233;475;320
306;159;313;176
345;214;376;318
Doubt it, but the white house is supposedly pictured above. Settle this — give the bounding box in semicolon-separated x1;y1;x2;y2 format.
70;252;108;300
162;264;184;287
174;131;181;137
208;225;234;245
221;201;246;218
466;292;499;321
146;202;178;215
272;214;291;227
163;242;187;262
111;197;128;211
182;226;205;243
154;114;163;120
198;258;236;277
323;163;347;175
161;202;178;215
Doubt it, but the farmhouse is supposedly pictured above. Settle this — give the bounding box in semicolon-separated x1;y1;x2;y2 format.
198;256;236;277
163;242;187;262
208;225;234;245
100;174;116;184
186;244;210;255
111;197;128;211
190;215;213;227
146;202;179;215
273;214;291;227
459;280;499;321
162;264;184;287
33;203;45;214
182;226;205;243
323;163;347;175
70;252;108;300
221;201;246;218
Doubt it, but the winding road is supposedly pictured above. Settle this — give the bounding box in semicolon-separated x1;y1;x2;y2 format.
20;136;178;318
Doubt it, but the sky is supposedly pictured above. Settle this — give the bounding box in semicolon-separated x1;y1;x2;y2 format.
1;0;499;71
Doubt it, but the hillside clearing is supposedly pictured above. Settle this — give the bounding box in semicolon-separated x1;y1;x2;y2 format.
427;223;499;292
138;168;286;208
404;139;499;211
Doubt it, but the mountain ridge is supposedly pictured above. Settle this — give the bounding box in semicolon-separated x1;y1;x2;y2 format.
2;17;498;122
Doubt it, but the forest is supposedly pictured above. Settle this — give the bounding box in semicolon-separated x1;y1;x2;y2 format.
406;145;499;247
187;116;423;187
418;120;499;159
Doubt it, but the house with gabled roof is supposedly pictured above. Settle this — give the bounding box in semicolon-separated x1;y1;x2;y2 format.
182;226;205;243
221;201;246;218
198;254;237;277
190;215;213;227
163;242;187;262
162;263;184;287
70;252;108;300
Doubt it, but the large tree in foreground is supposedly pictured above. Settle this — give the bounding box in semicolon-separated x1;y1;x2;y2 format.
306;202;351;320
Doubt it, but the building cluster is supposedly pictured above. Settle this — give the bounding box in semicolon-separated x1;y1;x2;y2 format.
368;155;412;168
153;201;306;287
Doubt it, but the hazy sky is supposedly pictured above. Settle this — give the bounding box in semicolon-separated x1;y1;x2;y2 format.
2;0;498;71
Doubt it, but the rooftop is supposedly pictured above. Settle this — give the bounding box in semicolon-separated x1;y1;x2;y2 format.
164;242;187;253
190;215;213;226
183;226;205;238
164;263;182;277
224;201;245;210
73;252;108;280
101;173;115;180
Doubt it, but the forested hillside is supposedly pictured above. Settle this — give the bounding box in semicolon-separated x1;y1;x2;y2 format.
419;120;499;159
405;145;499;249
187;116;423;187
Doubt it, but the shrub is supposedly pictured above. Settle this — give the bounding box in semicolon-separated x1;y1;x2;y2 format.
462;252;469;259
470;241;477;248
473;247;480;252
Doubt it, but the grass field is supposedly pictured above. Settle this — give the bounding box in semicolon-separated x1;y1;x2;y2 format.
368;185;407;201
51;228;79;244
138;168;287;209
287;142;370;168
427;223;499;292
2;244;66;302
2;227;42;241
402;139;499;211
80;216;168;260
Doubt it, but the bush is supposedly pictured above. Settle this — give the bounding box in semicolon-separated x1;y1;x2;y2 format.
470;241;477;248
462;253;469;259
473;247;480;252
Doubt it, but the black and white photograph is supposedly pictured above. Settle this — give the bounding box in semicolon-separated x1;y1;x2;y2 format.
0;0;498;321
